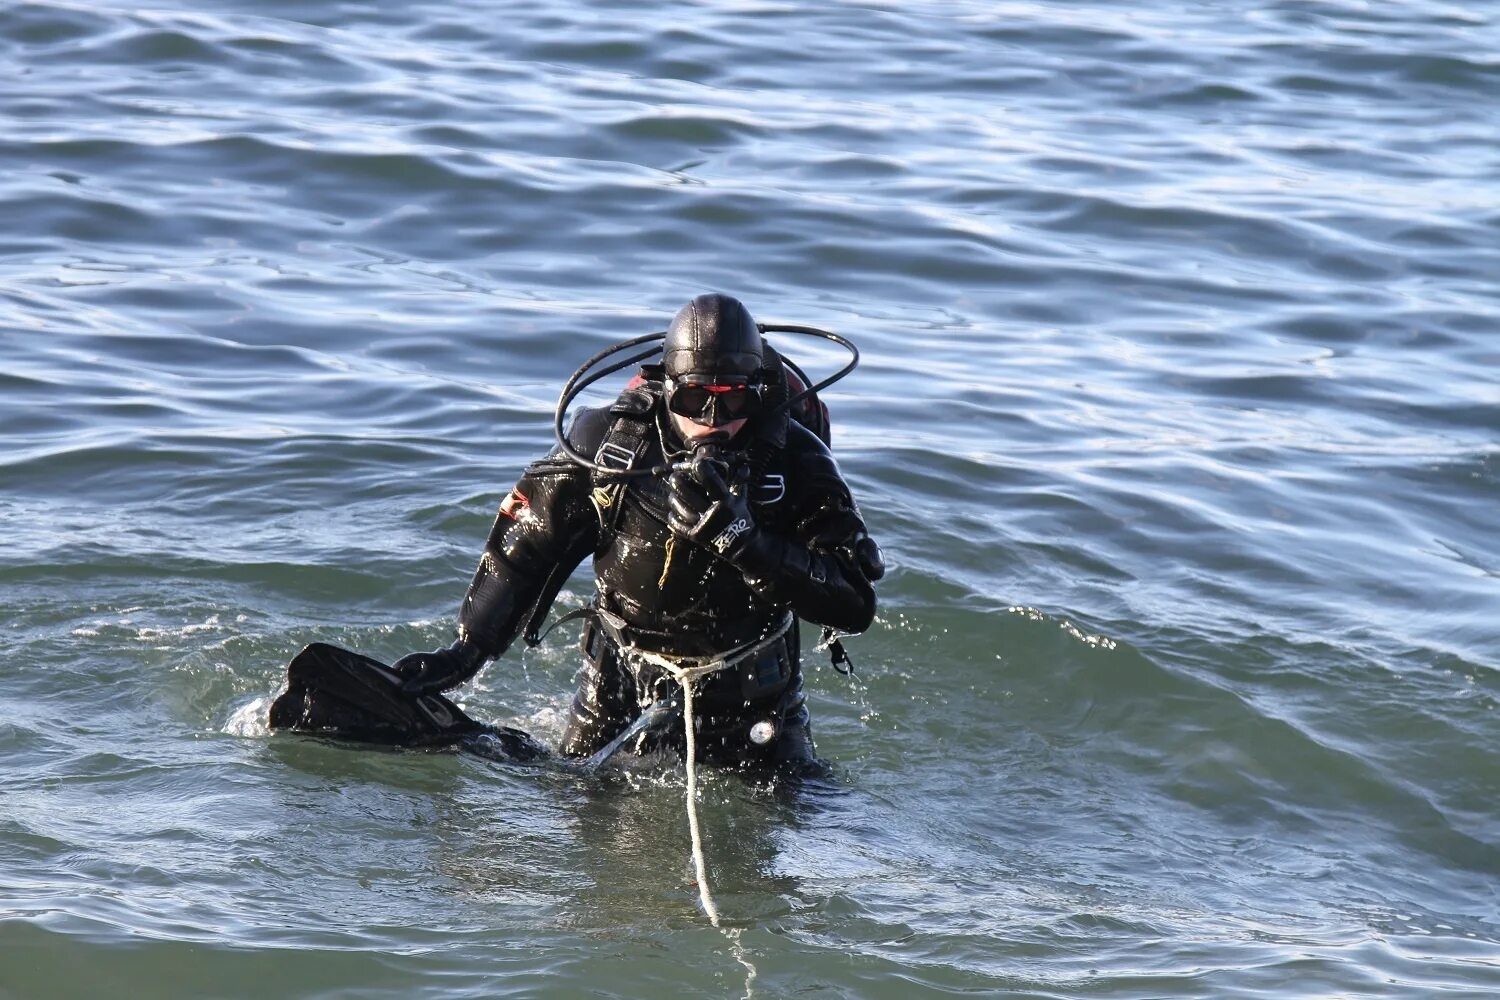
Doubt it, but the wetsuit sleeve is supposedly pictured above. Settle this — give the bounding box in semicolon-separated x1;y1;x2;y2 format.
736;434;880;635
455;411;606;658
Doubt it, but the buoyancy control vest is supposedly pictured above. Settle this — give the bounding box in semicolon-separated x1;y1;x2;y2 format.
586;343;831;556
511;342;872;674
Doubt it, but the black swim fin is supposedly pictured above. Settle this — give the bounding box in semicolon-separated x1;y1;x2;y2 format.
269;642;547;762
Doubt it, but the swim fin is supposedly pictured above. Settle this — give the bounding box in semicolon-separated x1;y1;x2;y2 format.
268;641;547;762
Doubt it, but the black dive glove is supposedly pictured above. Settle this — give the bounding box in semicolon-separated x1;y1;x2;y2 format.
392;637;488;696
667;458;760;562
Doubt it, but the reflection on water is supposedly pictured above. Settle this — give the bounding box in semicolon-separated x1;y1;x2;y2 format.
2;0;1497;995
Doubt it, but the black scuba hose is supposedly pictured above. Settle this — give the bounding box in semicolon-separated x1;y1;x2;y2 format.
552;332;666;476
552;322;859;478
759;323;860;420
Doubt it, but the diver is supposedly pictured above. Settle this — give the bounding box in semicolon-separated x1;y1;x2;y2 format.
394;291;884;766
272;292;883;769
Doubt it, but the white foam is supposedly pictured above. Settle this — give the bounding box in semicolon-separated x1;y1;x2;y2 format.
224;695;272;738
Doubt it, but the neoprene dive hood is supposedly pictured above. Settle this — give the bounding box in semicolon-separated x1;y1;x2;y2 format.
663;293;765;382
553;294;859;478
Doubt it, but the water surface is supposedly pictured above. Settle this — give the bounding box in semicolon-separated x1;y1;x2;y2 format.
2;1;1497;997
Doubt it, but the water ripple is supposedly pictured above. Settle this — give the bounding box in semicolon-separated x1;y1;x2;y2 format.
2;0;1498;996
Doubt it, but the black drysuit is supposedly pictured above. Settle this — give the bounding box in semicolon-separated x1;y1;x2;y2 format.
456;380;877;766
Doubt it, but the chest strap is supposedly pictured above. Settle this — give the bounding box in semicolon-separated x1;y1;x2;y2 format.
589;387;656;533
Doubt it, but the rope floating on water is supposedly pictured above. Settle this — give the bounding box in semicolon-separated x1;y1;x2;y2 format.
674;664;719;925
639;661;759;996
632;653;726;926
624;614;793;928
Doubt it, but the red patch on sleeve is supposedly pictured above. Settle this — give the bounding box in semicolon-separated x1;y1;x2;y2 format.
498;489;530;519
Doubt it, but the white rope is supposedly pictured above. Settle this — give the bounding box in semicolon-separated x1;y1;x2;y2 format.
628;652;727;925
622;615;793;929
661;660;721;925
638;656;759;998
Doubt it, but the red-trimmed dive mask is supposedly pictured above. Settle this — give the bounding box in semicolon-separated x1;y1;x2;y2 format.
665;376;765;425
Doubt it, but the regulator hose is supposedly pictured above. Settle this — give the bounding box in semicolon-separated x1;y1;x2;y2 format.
552;323;859;478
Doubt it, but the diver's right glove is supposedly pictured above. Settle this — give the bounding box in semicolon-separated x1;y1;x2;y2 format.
667;458;759;561
392;637;488;696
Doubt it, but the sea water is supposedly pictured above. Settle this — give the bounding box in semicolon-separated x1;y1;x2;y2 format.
2;1;1496;997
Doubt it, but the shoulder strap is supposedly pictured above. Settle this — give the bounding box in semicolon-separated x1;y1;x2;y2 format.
589;377;659;534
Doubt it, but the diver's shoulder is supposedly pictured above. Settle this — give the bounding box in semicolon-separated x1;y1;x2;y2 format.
563;404;615;452
782;419;836;463
779;419;851;495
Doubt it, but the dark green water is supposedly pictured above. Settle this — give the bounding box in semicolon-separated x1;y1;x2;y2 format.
2;1;1497;997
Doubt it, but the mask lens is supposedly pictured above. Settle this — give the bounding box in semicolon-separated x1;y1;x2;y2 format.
668;381;762;423
717;387;759;419
669;385;713;417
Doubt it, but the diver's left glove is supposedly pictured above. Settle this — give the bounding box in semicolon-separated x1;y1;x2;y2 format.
392;637;488;696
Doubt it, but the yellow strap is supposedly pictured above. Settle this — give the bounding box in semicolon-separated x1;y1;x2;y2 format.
658;533;676;589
